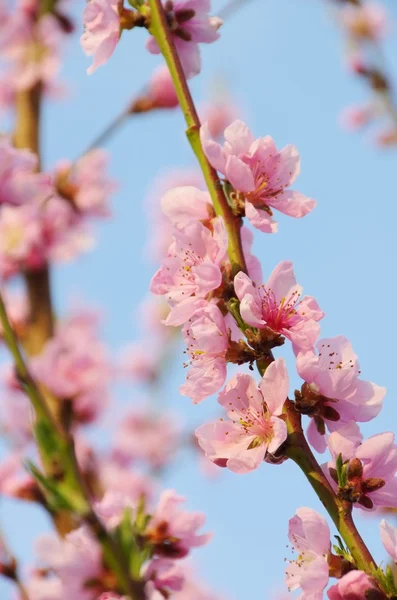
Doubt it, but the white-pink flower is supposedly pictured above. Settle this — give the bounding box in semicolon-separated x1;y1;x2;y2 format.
145;168;204;260
0;203;43;277
150;217;227;326
31;312;110;424
55;149;117;217
180;303;229;403
286;507;330;600
234;261;324;351
146;65;178;109
327;428;397;510
147;489;211;558
113;407;181;468
160;186;214;229
0;138;52;206
296;336;385;452
81;0;121;74
144;559;185;599
199;96;240;140
201;119;316;233
0;12;65;90
35;527;101;600
328;570;380;600
196;358;289;473
146;0;222;79
340;2;388;41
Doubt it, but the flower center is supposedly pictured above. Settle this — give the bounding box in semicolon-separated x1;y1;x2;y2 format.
3;226;24;254
260;287;301;332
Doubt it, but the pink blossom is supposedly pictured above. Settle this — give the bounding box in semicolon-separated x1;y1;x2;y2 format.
41;195;94;263
241;225;263;283
199;97;240;140
0;453;36;499
376;127;397;147
31;313;110;424
81;0;121;74
196;358;289;473
327;570;379;600
286;507;330;600
150;217;227;326
146;168;204;260
147;489;211;558
119;342;162;384
340;2;388;41
147;65;178;109
173;572;224;600
160;186;214;229
201;120;316;233
0;195;93;278
95;490;137;529
145;559;185;599
23;576;63;600
339;104;375;131
100;461;155;504
35;527;101;600
0;138;52;206
234;261;324;351
180;303;229;403
296;336;385;452
55;149;117;217
0;12;65;90
0;203;43;277
327;429;397;510
146;0;222;79
113;408;181;468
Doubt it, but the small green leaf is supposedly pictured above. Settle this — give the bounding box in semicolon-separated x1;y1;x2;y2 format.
25;461;74;511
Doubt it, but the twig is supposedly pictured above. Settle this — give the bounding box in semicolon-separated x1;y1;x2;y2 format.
147;0;247;275
147;0;381;586
0;290;145;600
0;527;30;600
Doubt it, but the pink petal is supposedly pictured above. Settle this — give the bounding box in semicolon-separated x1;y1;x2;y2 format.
245;201;278;233
266;261;298;303
174;38;201;79
259;358;289;416
327;422;363;461
270;189;316;218
200;122;227;173
288;507;330;555
223;120;254;155
193;261;222;295
225;155;255;192
180;356;226;403
161;186;211;227
380;519;397;562
356;432;397;479
267;417;287;454
307;419;327;453
165;298;207;326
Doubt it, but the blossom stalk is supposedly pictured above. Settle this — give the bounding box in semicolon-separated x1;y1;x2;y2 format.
146;0;247;275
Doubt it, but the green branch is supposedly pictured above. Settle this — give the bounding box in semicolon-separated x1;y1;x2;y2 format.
146;0;247;275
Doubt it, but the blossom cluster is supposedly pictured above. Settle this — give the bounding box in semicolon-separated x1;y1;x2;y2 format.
336;1;397;146
0;0;395;599
0;137;116;278
148;113;396;597
0;0;73;112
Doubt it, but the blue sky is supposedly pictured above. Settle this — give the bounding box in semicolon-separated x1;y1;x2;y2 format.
1;0;397;598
